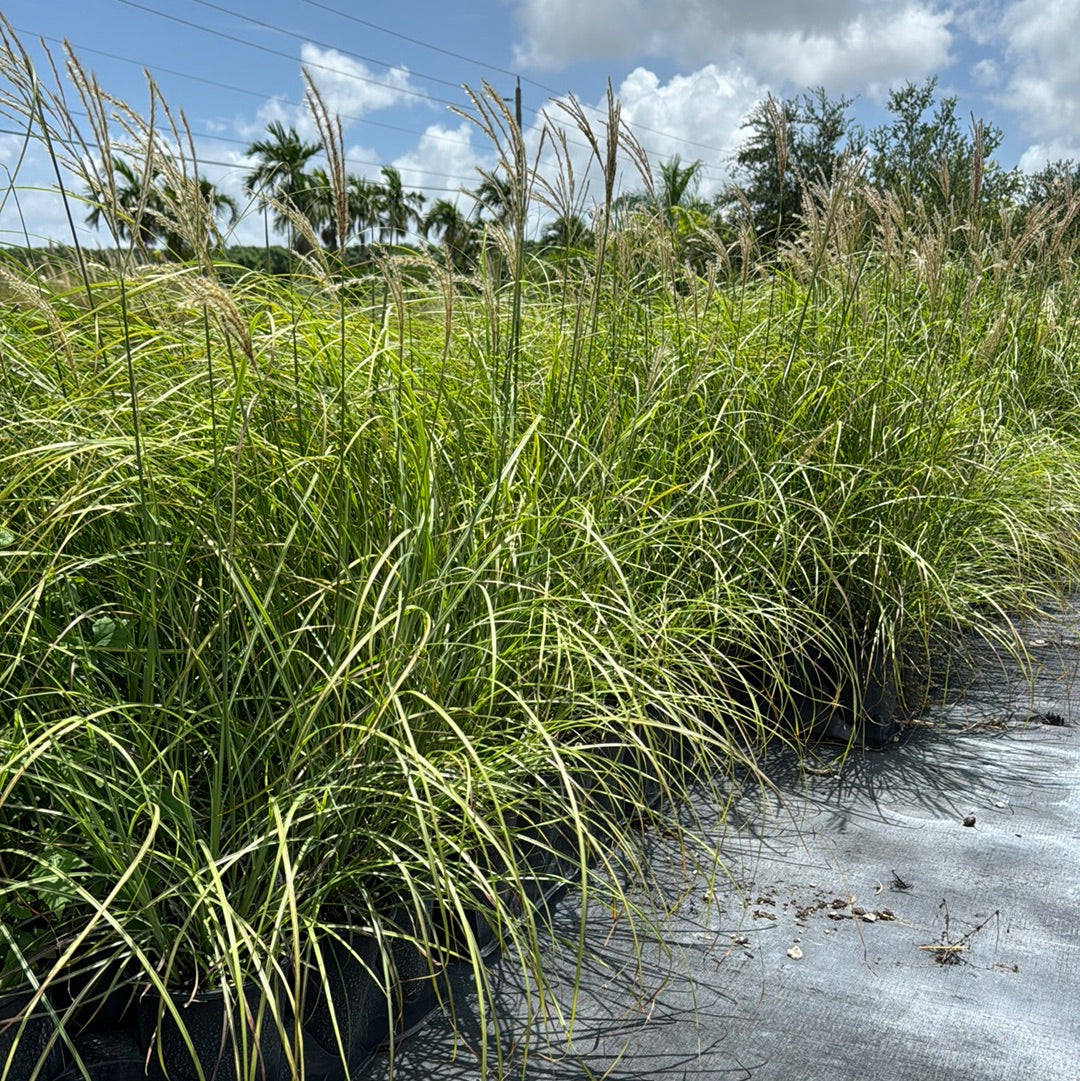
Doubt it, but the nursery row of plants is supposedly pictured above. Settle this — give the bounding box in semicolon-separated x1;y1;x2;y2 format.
3;26;1080;1081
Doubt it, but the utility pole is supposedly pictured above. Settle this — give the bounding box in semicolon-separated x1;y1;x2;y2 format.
504;78;522;131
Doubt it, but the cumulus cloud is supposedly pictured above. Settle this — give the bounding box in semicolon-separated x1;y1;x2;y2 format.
521;64;765;224
238;43;420;142
609;66;766;194
742;6;953;93
971;58;1000;88
513;0;868;68
998;0;1080;163
512;0;644;67
512;0;954;89
391;122;490;207
1017;140;1080;174
298;45;417;119
1;181;94;248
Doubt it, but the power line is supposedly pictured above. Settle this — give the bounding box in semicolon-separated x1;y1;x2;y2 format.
40;70;486;185
112;0;462;110
111;0;556;128
182;0;468;95
115;0;737;164
15;27;509;164
4;27;491;192
14;14;495;187
15;6;735;186
99;0;617;171
296;0;553;95
3;38;487;188
291;0;738;158
0;112;480;195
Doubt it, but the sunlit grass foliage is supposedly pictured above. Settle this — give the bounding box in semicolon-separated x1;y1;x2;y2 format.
2;26;1080;1080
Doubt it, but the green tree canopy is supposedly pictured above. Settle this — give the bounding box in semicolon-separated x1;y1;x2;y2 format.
727;88;863;246
243;121;322;247
422;198;477;270
84;156;159;250
655;155;706;223
868;77;1016;217
470;174;515;225
302;166;339;250
85;157;237;261
348;175;383;253
378;165;425;244
539;211;591;251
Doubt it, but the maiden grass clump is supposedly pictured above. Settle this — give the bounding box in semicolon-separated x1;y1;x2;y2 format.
3;36;1080;1079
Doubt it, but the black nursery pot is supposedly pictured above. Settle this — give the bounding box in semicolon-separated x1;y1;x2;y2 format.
0;989;66;1081
387;918;443;1041
137;979;290;1081
781;639;902;749
56;949;140;1037
297;914;444;1076
298;932;390;1075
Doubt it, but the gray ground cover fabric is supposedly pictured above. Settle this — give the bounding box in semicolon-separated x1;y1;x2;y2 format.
357;605;1080;1080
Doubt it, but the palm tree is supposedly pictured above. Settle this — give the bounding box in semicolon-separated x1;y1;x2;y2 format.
159;177;240;261
84;157;160;250
85;159;238;261
302;166;340;250
656;155;705;224
422;198;476;270
243;121;321;246
347;175;383;255
470;174;514;225
377;165;425;244
539;212;590;250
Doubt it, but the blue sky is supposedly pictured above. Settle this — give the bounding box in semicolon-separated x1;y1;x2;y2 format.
2;0;1078;247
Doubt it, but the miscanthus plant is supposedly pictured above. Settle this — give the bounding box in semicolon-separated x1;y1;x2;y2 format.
3;25;1080;1080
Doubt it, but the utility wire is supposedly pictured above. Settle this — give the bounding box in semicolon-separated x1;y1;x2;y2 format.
112;0;462;110
296;0;550;92
0;121;476;195
0;43;485;189
16;29;484;152
183;0;468;95
15;5;734;185
115;0;735;165
293;0;738;156
112;0;554;125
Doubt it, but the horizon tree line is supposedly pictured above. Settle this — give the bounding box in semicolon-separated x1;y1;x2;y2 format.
80;78;1080;267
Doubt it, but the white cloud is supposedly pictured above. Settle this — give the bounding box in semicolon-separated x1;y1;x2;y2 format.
513;0;869;69
299;45;417;121
742;6;953;93
512;0;643;68
952;0;1003;46
998;0;1080;164
971;58;1000;88
0;181;94;249
610;66;766;194
0;143;101;249
513;0;954;90
237;43;421;142
518;64;765;227
391;122;489;208
0;132;22;163
1017;140;1080;173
